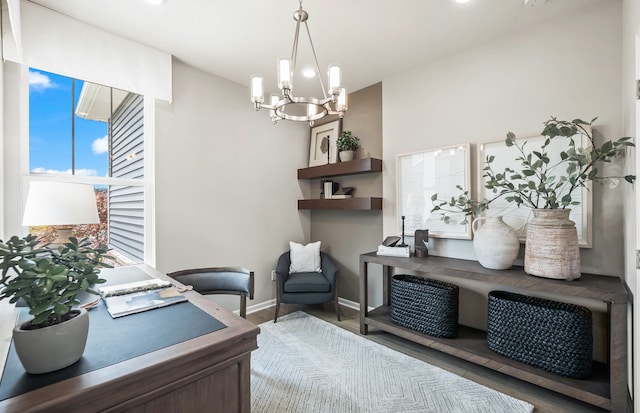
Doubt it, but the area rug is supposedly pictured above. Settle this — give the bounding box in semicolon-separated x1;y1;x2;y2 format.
251;312;533;413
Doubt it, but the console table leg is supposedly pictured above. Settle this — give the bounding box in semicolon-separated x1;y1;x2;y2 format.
360;258;368;335
609;301;627;412
382;265;393;306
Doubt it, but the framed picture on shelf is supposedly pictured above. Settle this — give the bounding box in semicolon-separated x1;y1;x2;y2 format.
397;143;472;240
308;119;340;167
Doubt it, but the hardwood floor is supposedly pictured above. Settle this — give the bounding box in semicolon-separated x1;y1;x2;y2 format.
247;304;609;413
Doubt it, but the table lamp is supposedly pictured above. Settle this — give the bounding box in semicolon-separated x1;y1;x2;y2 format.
22;181;100;245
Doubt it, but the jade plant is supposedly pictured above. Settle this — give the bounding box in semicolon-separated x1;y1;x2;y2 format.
0;235;112;329
431;116;636;224
336;130;360;151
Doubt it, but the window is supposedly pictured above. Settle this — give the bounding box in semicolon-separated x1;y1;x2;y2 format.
28;69;148;266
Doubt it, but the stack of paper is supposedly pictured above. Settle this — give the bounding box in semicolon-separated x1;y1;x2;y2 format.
376;245;410;257
99;279;187;318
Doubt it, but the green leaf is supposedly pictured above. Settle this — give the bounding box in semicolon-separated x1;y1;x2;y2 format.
54;303;69;315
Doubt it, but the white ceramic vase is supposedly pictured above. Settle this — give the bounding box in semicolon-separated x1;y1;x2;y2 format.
13;308;89;374
472;216;520;270
339;150;354;162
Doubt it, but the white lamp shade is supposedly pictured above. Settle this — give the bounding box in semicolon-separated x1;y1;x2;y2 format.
22;181;100;226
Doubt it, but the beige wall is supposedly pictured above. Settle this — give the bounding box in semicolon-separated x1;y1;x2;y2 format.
154;59;310;312
622;0;639;405
309;83;383;303
380;3;622;360
383;2;624;276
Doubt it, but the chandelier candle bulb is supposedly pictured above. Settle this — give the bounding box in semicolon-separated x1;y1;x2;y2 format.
328;64;341;95
250;75;264;104
337;87;348;111
269;94;279;121
278;58;292;90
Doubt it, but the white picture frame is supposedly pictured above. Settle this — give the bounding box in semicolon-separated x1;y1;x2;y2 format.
397;143;472;240
477;131;592;248
308;120;340;167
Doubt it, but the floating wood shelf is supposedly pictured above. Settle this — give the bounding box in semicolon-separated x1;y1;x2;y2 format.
298;197;382;210
297;158;382;179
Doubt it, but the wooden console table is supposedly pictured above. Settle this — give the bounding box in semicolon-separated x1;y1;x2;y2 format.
359;252;627;412
0;264;259;413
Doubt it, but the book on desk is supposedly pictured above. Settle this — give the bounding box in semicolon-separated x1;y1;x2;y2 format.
99;279;187;318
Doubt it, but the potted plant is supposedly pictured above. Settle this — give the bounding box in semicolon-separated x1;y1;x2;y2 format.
432;116;635;279
336;130;360;162
0;234;112;373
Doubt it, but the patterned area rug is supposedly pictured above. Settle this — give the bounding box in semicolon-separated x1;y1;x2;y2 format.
251;312;534;413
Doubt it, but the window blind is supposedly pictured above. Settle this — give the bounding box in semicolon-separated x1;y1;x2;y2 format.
1;0;172;102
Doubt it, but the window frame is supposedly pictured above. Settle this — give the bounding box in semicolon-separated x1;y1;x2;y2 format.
22;69;156;267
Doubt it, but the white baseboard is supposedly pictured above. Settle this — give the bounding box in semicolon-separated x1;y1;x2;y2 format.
237;297;372;317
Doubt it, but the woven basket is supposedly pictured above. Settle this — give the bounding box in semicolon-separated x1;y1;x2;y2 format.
487;290;592;379
390;274;458;338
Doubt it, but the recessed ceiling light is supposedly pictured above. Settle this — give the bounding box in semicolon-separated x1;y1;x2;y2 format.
145;0;166;5
302;68;316;78
455;0;472;3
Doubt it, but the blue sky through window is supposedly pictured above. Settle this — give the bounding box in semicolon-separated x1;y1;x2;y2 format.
29;69;108;177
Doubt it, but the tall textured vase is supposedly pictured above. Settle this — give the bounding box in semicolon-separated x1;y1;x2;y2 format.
524;209;580;280
472;216;520;270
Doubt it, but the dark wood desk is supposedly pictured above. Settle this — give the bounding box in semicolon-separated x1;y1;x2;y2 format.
0;264;259;413
360;252;627;412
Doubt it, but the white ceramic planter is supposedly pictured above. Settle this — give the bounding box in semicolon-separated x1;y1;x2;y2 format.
13;308;89;374
472;216;520;270
339;150;354;162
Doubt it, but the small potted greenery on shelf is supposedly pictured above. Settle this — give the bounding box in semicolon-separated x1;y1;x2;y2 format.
336;130;360;162
0;234;112;373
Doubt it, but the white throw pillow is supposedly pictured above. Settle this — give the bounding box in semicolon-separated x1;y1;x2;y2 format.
289;241;322;273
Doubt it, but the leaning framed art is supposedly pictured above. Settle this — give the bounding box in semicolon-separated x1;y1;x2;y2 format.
397;143;472;239
308;120;340;167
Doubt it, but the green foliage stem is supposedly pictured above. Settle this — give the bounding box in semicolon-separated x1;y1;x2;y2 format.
431;116;636;224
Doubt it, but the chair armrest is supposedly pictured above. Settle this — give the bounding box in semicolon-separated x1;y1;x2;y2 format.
320;252;339;285
276;252;291;289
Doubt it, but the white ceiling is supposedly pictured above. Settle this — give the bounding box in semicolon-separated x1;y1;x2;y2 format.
31;0;611;97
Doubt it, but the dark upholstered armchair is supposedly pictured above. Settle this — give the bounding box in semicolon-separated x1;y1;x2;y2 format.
168;267;254;318
274;251;340;322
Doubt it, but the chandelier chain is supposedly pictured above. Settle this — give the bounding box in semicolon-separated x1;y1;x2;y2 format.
302;21;327;100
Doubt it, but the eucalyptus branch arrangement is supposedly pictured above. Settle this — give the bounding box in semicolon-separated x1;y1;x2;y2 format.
431;116;636;223
0;235;112;328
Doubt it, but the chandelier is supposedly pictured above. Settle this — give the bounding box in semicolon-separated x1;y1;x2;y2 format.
250;0;348;125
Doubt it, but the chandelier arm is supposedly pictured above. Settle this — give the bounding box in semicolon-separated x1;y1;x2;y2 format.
291;18;301;75
303;20;328;100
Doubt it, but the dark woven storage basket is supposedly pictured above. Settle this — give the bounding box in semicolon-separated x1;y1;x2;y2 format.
487;290;592;379
390;274;459;338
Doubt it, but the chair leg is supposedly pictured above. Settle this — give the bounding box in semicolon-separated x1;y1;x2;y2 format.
334;285;341;322
274;300;281;323
240;294;247;319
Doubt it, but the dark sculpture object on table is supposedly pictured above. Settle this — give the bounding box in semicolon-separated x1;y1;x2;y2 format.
397;215;408;247
415;229;429;258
